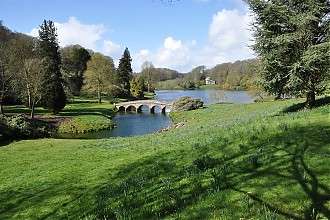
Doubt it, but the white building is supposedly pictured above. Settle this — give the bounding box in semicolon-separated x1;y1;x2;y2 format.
205;77;216;85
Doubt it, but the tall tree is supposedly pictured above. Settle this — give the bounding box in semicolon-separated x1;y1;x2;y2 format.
245;0;330;106
21;58;47;118
38;20;66;114
82;53;116;103
116;47;133;96
61;45;91;96
140;61;155;92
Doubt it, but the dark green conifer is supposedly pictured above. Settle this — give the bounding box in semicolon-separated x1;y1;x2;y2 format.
116;47;133;97
245;0;330;106
38;20;66;114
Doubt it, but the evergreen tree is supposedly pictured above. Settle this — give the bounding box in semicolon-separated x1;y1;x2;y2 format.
38;20;66;114
245;0;330;106
116;47;132;97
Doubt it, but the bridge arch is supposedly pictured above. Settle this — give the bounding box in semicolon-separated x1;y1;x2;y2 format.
114;100;172;114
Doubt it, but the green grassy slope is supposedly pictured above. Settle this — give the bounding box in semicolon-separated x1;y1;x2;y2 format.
0;99;329;219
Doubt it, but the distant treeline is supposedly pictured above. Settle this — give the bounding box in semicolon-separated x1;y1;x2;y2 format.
152;59;259;90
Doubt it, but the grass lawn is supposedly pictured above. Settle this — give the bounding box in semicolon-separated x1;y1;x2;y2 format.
0;97;329;219
3;97;117;133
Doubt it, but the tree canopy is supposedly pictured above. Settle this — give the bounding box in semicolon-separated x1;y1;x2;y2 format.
245;0;330;106
60;44;91;96
82;53;116;103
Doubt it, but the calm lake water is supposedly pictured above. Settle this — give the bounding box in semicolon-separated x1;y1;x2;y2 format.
59;89;254;139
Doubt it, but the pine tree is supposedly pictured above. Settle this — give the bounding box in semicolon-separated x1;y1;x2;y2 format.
245;0;330;106
38;20;66;114
116;47;132;97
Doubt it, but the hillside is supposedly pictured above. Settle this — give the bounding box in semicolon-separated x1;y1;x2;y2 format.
0;98;329;219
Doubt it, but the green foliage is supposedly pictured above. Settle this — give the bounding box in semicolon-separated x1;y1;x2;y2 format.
153;59;258;90
130;77;144;99
245;0;330;106
116;48;133;96
61;45;91;96
172;96;203;112
41;74;67;114
82;53;116;103
57;115;114;133
38;20;67;114
0;114;53;141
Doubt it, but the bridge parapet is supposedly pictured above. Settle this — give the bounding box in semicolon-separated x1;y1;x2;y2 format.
114;100;172;113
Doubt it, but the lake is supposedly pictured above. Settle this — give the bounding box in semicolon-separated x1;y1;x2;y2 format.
61;89;254;139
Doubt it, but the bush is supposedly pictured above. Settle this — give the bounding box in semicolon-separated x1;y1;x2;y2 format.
172;96;203;112
0;115;53;141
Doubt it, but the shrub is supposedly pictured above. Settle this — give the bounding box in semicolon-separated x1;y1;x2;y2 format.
0;115;53;141
172;96;203;112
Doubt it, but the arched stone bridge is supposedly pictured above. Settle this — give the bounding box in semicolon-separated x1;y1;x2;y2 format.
114;100;172;113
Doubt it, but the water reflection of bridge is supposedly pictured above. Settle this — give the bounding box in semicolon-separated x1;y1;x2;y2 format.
114;100;172;113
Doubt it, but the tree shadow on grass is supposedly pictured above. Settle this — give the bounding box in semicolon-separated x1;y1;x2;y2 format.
0;179;90;219
89;123;330;219
59;107;115;117
282;96;330;113
231;123;330;219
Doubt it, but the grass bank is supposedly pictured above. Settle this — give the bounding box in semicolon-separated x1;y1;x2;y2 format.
0;98;329;219
57;98;116;133
3;98;116;134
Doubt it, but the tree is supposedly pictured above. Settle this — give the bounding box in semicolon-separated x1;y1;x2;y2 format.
82;53;116;103
38;20;66;114
245;0;330;106
0;23;35;114
0;23;13;114
116;47;133;96
140;61;156;92
61;45;91;96
21;58;47;118
130;76;144;99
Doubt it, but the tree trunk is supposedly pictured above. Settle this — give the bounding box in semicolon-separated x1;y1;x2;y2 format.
306;91;316;107
0;101;3;114
97;84;101;103
30;103;35;119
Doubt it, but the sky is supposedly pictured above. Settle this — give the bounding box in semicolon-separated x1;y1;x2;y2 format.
2;0;255;73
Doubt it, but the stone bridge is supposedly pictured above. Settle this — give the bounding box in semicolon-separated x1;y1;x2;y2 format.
114;100;172;113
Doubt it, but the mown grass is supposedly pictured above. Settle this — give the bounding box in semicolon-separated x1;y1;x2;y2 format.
4;97;117;133
57;115;115;133
0;97;329;219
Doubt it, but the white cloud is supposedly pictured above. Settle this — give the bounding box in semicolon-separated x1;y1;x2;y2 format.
55;17;106;50
207;9;254;61
132;37;196;72
28;17;107;51
103;40;121;59
157;37;196;72
28;28;39;37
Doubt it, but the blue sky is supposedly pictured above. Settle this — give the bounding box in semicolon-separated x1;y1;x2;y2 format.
2;0;255;72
